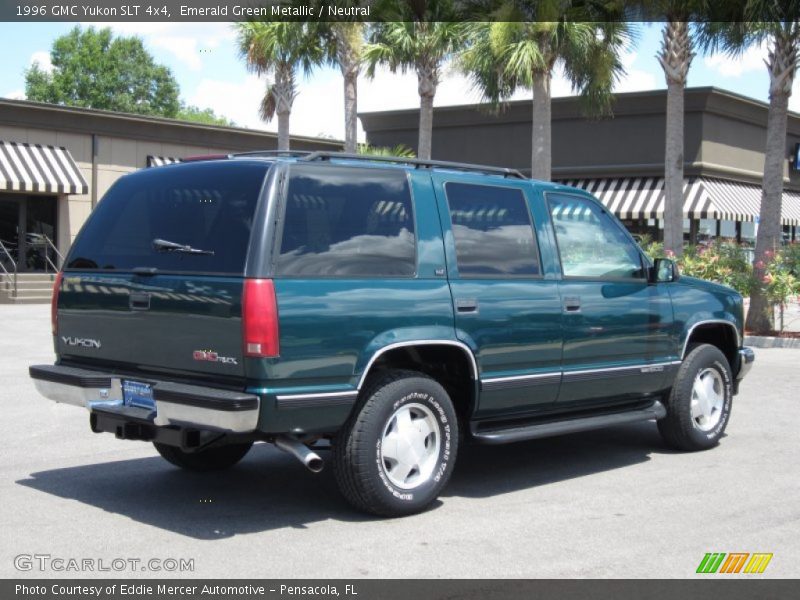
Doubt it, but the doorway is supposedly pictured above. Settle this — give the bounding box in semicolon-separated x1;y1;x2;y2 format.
0;195;58;273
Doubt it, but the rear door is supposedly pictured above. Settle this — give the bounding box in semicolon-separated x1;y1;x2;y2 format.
57;160;271;383
432;174;563;420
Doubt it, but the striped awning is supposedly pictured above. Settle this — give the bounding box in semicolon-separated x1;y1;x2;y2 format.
557;177;800;226
147;155;182;167
0;141;88;194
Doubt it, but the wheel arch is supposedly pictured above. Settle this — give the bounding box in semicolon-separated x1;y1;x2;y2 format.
682;319;740;368
356;340;479;427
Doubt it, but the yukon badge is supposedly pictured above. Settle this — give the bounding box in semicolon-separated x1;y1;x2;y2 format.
61;336;102;349
193;350;238;366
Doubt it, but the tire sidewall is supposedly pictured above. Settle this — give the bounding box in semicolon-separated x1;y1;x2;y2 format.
367;378;457;512
678;347;733;446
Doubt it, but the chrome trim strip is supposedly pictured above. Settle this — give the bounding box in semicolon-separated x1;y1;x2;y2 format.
357;339;479;390
275;390;358;401
682;319;741;359
562;360;681;377
480;361;681;386
481;372;560;384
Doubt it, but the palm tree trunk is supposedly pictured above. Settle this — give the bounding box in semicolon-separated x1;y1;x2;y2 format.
277;111;290;151
418;93;434;160
747;31;797;334
531;70;552;181
663;79;685;256
343;69;358;154
658;21;694;257
417;60;437;160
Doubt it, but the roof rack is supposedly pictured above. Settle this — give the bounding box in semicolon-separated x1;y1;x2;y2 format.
231;150;313;158
301;152;527;179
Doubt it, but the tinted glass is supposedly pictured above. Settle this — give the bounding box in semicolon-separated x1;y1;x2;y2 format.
66;161;268;273
275;165;415;277
445;182;540;276
548;193;644;279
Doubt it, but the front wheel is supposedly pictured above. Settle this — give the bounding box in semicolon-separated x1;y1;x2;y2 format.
154;441;253;472
658;344;733;451
333;370;459;517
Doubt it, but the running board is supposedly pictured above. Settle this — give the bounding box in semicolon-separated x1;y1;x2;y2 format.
471;400;667;445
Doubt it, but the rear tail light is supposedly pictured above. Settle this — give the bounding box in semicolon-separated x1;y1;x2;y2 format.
242;278;279;358
51;271;64;336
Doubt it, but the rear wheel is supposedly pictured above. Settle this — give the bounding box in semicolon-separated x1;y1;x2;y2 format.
658;344;733;451
333;370;458;517
154;441;253;472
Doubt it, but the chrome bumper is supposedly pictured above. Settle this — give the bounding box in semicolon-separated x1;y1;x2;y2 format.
29;364;260;434
737;347;755;381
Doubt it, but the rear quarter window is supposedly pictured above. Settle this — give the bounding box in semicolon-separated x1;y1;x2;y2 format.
275;165;416;277
66;161;269;274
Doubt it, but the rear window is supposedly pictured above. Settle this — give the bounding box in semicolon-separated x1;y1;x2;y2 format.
66;161;268;274
275;165;416;277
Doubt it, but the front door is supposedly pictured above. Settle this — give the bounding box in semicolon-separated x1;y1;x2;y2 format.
545;192;675;407
0;195;57;272
432;175;563;420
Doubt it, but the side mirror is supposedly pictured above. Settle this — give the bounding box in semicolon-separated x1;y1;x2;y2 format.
650;258;679;283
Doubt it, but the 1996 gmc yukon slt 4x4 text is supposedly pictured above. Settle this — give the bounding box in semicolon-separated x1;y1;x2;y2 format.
30;152;755;516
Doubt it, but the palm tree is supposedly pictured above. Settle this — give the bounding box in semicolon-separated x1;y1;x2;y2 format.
643;2;712;257
357;143;416;157
659;19;695;257
460;13;631;181
364;1;466;160
320;21;366;153
235;22;322;151
699;4;800;333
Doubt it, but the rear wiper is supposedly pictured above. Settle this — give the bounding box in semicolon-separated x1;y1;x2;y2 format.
152;238;214;256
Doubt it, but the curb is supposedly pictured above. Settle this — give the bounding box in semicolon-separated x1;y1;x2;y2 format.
744;335;800;349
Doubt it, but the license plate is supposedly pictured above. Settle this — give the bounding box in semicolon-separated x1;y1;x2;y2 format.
122;380;155;410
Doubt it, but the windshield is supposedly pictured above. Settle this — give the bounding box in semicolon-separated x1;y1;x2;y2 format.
66;161;269;274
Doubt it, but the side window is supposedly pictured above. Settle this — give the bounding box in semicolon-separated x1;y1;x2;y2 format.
445;182;540;277
547;193;644;279
275;165;416;277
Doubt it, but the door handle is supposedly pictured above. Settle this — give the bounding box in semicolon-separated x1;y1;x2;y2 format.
563;296;581;312
456;299;478;313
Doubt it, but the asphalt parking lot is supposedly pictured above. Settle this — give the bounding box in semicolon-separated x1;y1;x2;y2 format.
1;304;797;579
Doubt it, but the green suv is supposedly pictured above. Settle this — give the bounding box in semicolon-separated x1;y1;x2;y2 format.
30;152;754;516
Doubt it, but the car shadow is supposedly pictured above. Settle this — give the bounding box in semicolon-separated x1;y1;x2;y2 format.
17;422;671;539
446;421;669;498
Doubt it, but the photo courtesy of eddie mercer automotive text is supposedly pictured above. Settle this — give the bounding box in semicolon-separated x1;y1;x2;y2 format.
29;152;755;518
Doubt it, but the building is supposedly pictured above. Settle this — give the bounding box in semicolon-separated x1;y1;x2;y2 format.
360;86;800;245
0;98;341;300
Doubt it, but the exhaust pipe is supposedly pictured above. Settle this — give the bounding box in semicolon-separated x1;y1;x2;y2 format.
275;436;324;473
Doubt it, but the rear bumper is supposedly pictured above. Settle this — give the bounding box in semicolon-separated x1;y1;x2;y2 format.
29;364;260;434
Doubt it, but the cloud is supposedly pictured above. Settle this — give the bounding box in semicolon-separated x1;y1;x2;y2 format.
187;74;270;130
85;22;235;72
150;36;204;71
3;90;25;100
29;50;53;73
614;50;660;93
704;41;769;77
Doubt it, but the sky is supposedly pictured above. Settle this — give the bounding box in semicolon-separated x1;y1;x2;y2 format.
0;21;787;142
